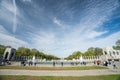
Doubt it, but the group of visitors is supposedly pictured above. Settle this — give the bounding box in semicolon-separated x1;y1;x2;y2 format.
103;61;108;66
71;61;86;66
94;60;100;65
94;60;118;69
28;61;37;66
53;61;64;67
21;60;26;66
94;60;108;66
103;60;118;69
21;60;37;66
52;61;87;67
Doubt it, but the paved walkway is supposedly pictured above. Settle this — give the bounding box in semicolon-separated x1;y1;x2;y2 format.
0;69;120;76
0;61;120;76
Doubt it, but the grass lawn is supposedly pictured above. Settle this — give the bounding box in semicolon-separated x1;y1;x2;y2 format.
0;75;120;80
0;66;108;70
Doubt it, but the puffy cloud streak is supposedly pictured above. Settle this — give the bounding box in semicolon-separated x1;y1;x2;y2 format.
12;0;17;33
0;25;29;48
0;0;20;33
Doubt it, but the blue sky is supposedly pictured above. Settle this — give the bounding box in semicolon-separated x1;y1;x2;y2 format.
0;0;120;57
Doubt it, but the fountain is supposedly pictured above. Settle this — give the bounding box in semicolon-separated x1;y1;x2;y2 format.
80;55;83;62
32;56;36;63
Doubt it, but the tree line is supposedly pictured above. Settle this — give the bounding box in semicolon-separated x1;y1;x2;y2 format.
66;47;103;60
0;45;59;60
67;40;120;59
0;40;120;60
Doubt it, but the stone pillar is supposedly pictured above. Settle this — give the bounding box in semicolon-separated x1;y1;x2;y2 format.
3;48;16;61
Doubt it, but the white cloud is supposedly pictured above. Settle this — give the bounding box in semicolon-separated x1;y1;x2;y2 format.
0;25;9;34
0;2;14;24
1;0;14;13
22;0;32;2
92;31;120;48
82;31;108;39
53;17;62;26
0;25;29;49
13;0;17;33
53;17;69;30
0;0;19;33
30;31;57;50
0;0;19;15
0;33;28;48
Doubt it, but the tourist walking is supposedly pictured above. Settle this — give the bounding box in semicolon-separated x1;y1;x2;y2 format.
53;61;55;67
112;61;117;69
61;62;63;67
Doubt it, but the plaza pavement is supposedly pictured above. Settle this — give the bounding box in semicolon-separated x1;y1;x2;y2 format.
0;68;120;76
0;61;120;76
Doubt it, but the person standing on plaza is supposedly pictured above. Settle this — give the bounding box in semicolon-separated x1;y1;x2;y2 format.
61;62;63;67
112;61;117;69
53;61;55;67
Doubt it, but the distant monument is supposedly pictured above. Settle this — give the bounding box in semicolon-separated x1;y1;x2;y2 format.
102;47;120;61
80;55;83;62
3;48;16;61
32;56;36;63
76;47;120;63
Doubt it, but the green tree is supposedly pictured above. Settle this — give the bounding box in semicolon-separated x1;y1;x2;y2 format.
88;47;94;52
25;48;31;56
0;45;12;55
16;47;31;56
116;40;120;46
0;44;59;60
16;47;25;56
87;47;102;56
83;50;94;56
67;51;82;60
113;40;120;50
45;54;59;60
94;47;103;55
30;48;38;56
0;45;6;55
